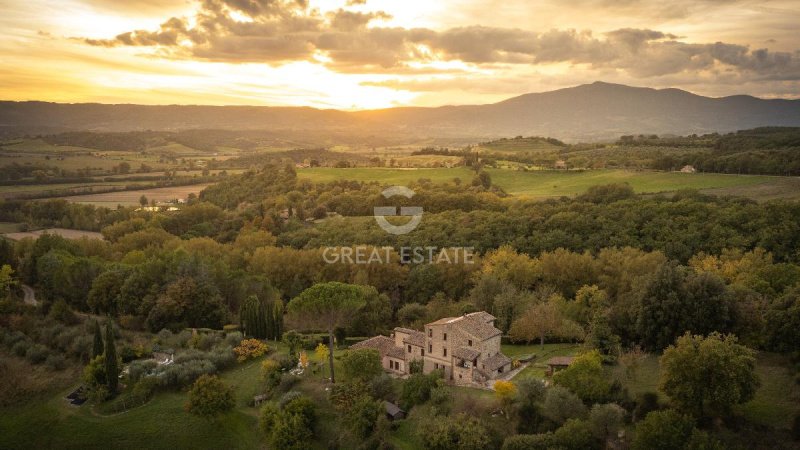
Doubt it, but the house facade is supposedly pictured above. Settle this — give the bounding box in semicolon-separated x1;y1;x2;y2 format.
350;311;512;386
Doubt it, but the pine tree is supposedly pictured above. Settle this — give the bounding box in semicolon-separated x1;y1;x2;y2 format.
104;320;119;394
92;320;104;358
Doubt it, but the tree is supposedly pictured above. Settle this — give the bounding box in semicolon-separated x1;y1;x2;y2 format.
553;419;598;450
92;320;104;359
552;350;613;403
341;348;382;382
589;403;625;443
139;195;148;207
400;371;441;410
515;378;546;433
287;282;368;383
185;374;235;420
104;320;119;394
282;330;302;356
635;264;733;350
659;332;759;419
0;264;16;299
541;385;587;426
509;300;563;347
420;413;491;450
632;410;695;450
260;396;316;450
346;395;383;439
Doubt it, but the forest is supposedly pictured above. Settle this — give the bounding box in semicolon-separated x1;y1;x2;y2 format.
0;162;799;449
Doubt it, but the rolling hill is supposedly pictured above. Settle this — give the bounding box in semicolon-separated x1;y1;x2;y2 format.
2;82;799;141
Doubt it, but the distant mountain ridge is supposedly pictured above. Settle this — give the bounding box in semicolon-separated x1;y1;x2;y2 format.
2;82;799;141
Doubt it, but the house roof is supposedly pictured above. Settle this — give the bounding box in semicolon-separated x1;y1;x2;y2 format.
425;311;502;340
465;311;496;323
484;352;512;371
452;347;481;361
546;356;575;367
350;335;405;359
394;327;425;347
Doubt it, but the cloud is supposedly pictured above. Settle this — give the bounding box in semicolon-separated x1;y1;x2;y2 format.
79;0;800;82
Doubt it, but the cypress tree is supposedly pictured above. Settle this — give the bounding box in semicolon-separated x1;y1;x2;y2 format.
241;295;268;339
104;320;119;393
92;320;104;358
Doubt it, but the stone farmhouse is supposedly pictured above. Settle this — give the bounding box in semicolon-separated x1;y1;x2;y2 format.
350;311;512;386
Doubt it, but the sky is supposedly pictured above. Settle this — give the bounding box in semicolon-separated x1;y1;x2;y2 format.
0;0;798;109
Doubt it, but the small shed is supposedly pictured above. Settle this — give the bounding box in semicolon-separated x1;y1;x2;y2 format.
545;356;575;376
680;165;697;173
384;401;406;420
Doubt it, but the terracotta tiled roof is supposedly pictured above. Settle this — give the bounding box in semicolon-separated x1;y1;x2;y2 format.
394;327;425;347
425;311;502;340
452;347;481;361
484;352;512;371
459;316;502;340
466;311;496;322
350;335;405;359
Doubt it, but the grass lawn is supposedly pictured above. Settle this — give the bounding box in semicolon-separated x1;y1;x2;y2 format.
298;167;781;200
0;222;22;233
501;343;582;380
0;343;283;450
611;352;800;429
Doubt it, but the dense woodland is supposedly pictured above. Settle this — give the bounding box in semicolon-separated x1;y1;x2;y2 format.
1;160;799;449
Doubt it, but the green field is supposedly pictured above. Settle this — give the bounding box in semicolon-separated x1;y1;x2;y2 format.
611;352;800;429
298;167;784;199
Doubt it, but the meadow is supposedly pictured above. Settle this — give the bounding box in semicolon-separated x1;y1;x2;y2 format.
62;183;215;207
298;167;788;200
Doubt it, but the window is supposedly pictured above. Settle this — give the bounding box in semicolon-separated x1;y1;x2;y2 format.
429;344;432;353
428;329;432;337
443;348;447;357
468;339;472;347
407;345;411;353
422;349;425;356
443;333;447;341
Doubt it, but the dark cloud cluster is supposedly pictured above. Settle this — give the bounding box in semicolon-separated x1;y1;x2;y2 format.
81;0;800;81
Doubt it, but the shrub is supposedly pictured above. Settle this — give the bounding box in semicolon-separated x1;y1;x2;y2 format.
119;346;138;363
158;359;216;388
25;344;50;364
278;391;302;408
223;331;244;347
541;386;587;426
128;360;158;383
130;377;158;405
185;374;235;420
11;339;30;357
502;434;554;450
634;392;660;422
400;371;441;410
233;338;268;362
370;374;396;402
553;419;598;449
275;374;300;395
632;410;695;450
47;299;78;324
341;348;383;382
44;354;67;371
